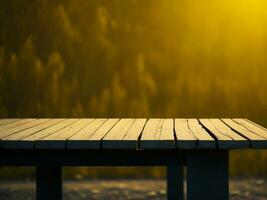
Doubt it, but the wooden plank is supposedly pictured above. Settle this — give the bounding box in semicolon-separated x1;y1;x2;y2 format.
0;119;19;126
245;119;267;131
0;119;35;132
102;119;135;148
188;119;216;149
200;119;232;140
199;119;241;149
222;119;267;148
67;119;107;149
175;119;197;149
35;119;94;149
0;118;264;150
102;118;146;149
2;119;65;149
140;119;175;149
210;119;249;149
21;119;78;149
0;119;47;140
234;119;267;139
121;119;147;149
70;118;119;149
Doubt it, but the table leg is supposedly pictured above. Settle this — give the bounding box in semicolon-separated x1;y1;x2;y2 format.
187;150;229;200
36;166;62;200
167;165;184;200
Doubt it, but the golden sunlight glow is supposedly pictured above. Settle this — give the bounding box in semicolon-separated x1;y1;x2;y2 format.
154;0;267;62
2;0;267;179
2;0;267;118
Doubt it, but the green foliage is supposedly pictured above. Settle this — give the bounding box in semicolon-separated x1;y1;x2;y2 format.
0;0;267;177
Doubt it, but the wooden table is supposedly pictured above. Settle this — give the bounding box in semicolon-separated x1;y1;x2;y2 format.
0;118;267;200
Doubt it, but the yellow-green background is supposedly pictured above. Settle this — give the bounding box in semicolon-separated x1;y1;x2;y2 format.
0;0;267;178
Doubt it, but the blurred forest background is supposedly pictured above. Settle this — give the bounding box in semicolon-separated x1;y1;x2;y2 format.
0;0;267;178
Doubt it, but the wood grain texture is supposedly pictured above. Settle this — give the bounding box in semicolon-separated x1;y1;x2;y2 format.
0;119;47;140
102;119;135;148
2;119;65;149
200;119;249;149
0;119;19;126
68;118;119;149
140;119;175;149
102;118;146;149
67;119;107;149
210;119;249;149
222;119;267;148
188;119;216;149
0;119;36;132
233;119;267;139
35;119;94;149
245;119;267;131
0;118;266;150
121;119;147;149
175;119;197;149
18;119;77;149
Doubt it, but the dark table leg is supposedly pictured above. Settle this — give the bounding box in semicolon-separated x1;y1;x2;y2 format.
187;150;229;200
167;165;184;200
36;166;62;200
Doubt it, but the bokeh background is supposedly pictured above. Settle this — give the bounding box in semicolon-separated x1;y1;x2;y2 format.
0;0;267;178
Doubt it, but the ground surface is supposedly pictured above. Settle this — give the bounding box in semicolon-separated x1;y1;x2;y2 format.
0;178;266;200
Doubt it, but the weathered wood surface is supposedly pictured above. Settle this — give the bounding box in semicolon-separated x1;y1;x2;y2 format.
0;118;266;149
140;119;175;149
67;118;118;149
102;119;146;149
199;119;249;149
174;119;216;149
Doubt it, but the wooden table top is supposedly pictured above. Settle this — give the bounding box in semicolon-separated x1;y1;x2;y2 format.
0;118;266;150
